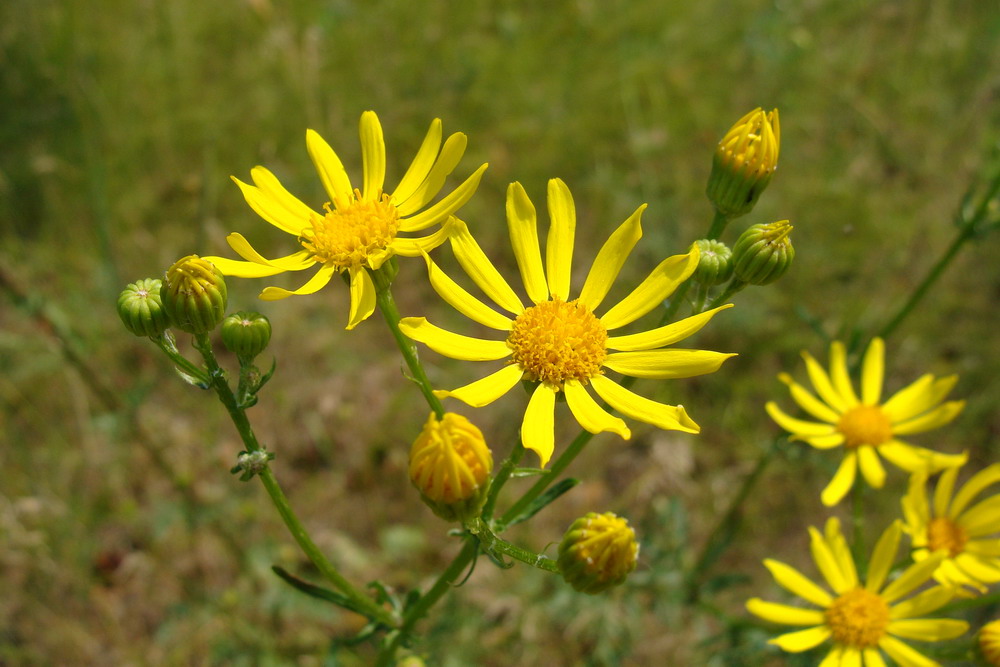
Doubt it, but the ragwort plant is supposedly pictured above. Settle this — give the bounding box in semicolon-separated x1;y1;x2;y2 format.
117;108;1000;665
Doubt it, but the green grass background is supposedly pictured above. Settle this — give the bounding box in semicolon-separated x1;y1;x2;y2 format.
3;0;1000;664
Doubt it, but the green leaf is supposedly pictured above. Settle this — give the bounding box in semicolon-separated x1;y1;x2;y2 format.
271;566;375;618
504;478;579;527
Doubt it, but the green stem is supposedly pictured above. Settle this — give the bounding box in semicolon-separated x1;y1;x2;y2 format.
193;333;395;628
481;440;525;521
371;267;445;418
376;539;480;667
876;226;975;341
153;333;210;384
705;210;730;241
466;518;560;573
685;436;782;602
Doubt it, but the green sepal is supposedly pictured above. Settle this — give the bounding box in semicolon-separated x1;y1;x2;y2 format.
504;478;580;527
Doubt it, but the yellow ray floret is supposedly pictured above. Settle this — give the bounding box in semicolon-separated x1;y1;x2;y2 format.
399;178;734;466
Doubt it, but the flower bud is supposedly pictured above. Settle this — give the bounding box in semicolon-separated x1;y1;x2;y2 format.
692;239;733;286
221;311;271;359
732;220;794;285
557;512;638;594
981;620;1000;666
160;255;228;334
706;107;780;219
409;412;493;522
117;278;170;337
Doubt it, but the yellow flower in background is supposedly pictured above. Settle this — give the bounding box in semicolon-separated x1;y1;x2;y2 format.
766;337;966;506
903;463;1000;593
399;178;735;466
205;111;488;329
980;619;1000;665
747;518;967;666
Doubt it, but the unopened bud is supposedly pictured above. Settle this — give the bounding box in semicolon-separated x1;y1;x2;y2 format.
706;107;780;219
160;255;228;334
692;239;733;286
409;412;493;522
732;220;794;285
117;278;170;337
221;311;271;360
557;512;638;594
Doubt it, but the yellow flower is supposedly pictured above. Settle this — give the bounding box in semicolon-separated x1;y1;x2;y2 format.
205;111;487;329
747;518;968;666
903;463;1000;593
766;338;966;506
980;619;1000;665
399;178;735;466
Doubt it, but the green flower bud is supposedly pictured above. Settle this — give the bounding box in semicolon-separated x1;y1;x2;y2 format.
692;239;734;286
557;512;638;594
221;311;271;359
160;255;228;334
706;107;780;219
732;219;794;285
409;412;493;522
117;278;170;337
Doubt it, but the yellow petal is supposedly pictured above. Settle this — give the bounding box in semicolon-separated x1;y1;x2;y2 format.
888;585;954;620
226;233;313;269
954;552;1000;582
590;375;699;433
829;341;860;406
606;305;733;352
435;364;523;408
421;253;512;330
858;445;887;488
231;173;311;236
205;247;315;278
803;433;847;449
878;441;967;473
951;463;1000;520
880;552;946;604
522;383;556;467
359;111;386;200
825;517;858;588
958;496;1000;535
506;181;548;304
886;618;968;641
563;380;630;439
259;262;337;301
399;163;487;232
892;401;965;435
448;218;524;315
765;402;839;438
578;204;644;311
392;117;443;207
745;598;824;626
599;248;699;330
396;132;467;217
768;625;832;653
603;349;736;379
932;466;960;520
305;129;353;209
801;350;851;413
390;223;454;258
821;452;857;507
861;647;887;667
345;265;376;330
860;337;885;405
866;520;902;593
838;647;862;667
809;524;850;593
881;374;937;422
877;635;938;667
762;558;833;607
398;317;512;361
545;178;576;300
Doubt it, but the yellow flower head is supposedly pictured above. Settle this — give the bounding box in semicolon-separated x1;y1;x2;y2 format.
980;619;1000;666
399;178;736;466
706;107;780;218
205;111;488;329
766;337;967;506
747;518;968;665
409;411;493;522
903;462;1000;593
558;511;639;594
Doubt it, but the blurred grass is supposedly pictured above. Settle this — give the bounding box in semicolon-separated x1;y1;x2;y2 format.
2;0;999;664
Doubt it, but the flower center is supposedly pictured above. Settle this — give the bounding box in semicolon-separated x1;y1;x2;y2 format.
837;405;893;449
825;587;890;649
299;189;400;269
928;517;967;557
506;298;607;387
